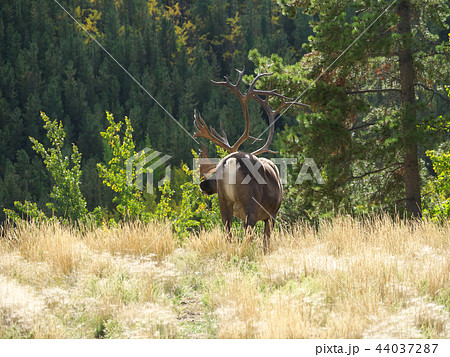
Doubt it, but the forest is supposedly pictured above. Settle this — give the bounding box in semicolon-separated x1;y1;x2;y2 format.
0;0;449;223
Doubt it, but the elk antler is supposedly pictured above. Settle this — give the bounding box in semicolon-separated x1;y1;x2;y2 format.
249;77;309;156
193;68;308;155
193;110;233;152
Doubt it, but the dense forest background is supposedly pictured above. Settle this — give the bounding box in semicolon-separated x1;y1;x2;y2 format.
0;0;311;220
0;0;449;223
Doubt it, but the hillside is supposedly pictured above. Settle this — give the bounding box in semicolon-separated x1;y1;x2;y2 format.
0;0;311;218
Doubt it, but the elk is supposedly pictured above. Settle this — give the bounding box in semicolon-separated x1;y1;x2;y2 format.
194;68;306;252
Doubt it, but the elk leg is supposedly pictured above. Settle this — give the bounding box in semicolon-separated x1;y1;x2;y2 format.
217;190;233;241
223;216;232;242
219;204;233;242
244;215;257;242
263;218;275;254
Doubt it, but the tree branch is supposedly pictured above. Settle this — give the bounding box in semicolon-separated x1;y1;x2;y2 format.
348;162;403;181
413;52;447;59
349;121;378;131
414;83;450;102
346;88;401;95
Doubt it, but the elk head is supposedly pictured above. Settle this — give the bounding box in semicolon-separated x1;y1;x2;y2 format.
194;68;306;252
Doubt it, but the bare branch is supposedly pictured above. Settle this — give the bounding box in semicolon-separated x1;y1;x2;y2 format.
349;121;378;131
346;88;401;95
414;83;450;102
348;162;403;181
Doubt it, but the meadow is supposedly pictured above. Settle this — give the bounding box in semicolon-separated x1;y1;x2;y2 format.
0;215;449;339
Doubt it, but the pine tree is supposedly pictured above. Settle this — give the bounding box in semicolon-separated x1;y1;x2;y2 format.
251;0;449;218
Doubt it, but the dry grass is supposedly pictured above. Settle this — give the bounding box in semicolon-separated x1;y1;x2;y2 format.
83;220;176;259
0;215;448;338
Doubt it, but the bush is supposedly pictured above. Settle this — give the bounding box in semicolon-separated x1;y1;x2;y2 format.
4;112;94;224
97;111;148;221
423;149;450;222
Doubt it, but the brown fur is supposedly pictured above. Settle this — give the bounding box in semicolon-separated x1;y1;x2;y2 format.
200;152;282;252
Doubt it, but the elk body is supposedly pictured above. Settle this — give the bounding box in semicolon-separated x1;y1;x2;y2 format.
194;69;306;252
200;151;282;251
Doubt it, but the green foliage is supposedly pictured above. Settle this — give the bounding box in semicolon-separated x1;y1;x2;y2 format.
152;180;175;222
3;200;50;224
423;150;450;221
29;112;88;221
4;112;94;224
97;111;148;221
94;112;222;238
417;33;449;222
3;0;446;222
0;0;315;220
251;1;449;220
151;150;222;241
171;164;204;240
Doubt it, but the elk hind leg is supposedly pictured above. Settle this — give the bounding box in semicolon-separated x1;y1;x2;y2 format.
244;214;258;242
219;207;233;242
263;218;275;254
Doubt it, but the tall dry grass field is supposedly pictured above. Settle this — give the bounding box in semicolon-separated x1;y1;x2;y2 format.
0;216;449;338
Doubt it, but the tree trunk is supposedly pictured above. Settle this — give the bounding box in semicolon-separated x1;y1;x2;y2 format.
397;0;422;218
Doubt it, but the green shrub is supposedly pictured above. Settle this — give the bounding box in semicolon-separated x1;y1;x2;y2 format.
423;149;450;222
4;112;94;224
97;111;148;221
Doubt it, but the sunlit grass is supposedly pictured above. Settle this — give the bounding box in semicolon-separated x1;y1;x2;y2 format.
0;215;448;338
